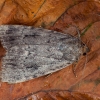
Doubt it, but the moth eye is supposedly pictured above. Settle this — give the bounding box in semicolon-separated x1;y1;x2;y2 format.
83;52;86;56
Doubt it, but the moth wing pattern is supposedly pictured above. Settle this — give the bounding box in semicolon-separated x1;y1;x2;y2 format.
0;25;82;83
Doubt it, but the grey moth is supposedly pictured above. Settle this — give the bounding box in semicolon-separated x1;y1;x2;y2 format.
0;25;83;83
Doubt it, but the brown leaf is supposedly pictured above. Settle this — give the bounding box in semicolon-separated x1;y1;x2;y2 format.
0;0;100;100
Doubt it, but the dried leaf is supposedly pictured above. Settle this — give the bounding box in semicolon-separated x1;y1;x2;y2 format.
0;0;100;100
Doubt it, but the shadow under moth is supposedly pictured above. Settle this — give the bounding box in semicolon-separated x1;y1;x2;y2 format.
0;25;84;83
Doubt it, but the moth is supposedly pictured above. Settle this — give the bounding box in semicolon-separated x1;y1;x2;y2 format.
0;25;83;83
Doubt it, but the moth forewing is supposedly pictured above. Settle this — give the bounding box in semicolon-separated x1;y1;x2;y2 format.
0;25;83;83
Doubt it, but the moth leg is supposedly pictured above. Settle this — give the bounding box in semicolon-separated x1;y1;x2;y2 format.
72;61;78;77
44;73;53;78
